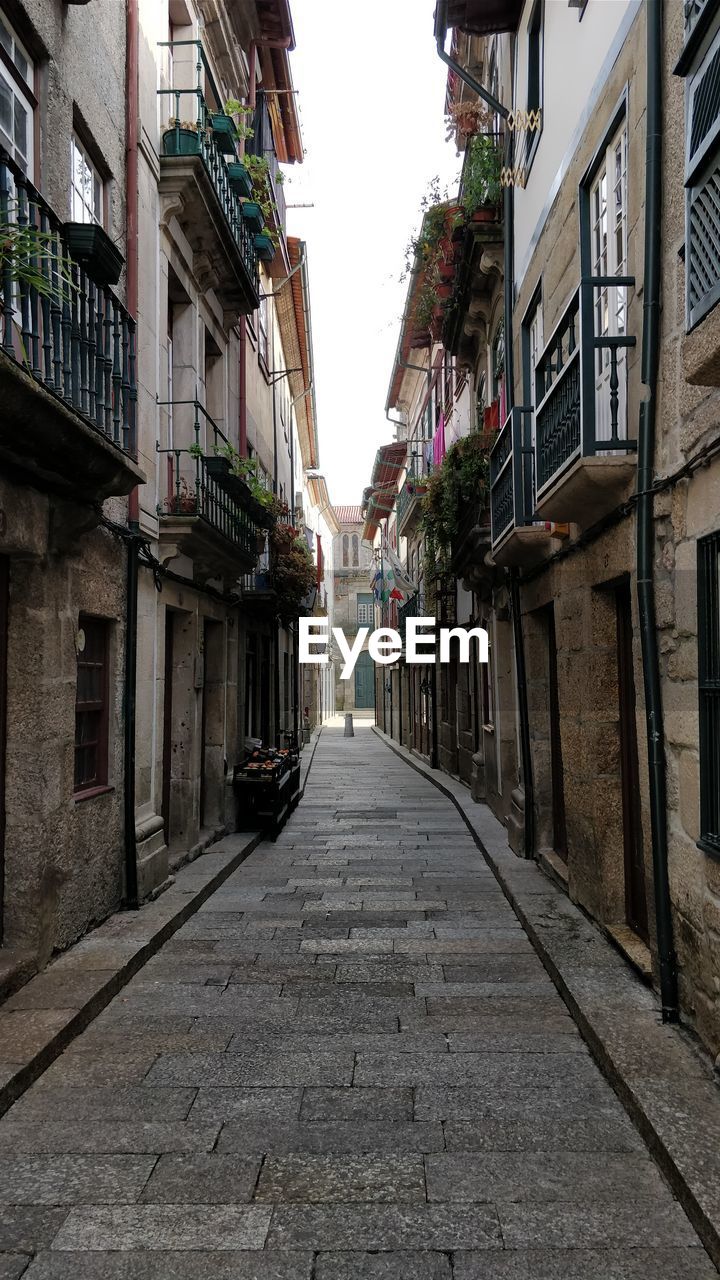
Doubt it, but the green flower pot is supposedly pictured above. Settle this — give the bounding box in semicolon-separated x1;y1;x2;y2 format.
254;232;275;263
63;222;125;287
241;201;265;234
162;127;202;157
209;113;236;154
227;162;252;197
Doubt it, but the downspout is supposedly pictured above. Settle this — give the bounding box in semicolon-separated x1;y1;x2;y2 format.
124;0;140;907
637;0;678;1021
239;320;247;456
435;3;533;853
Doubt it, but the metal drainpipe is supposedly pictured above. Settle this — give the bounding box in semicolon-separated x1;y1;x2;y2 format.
123;0;140;908
637;0;678;1022
435;5;533;851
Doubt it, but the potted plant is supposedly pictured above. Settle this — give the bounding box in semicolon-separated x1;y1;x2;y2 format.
227;161;253;197
241;201;265;235
162;120;202;157
254;232;275;262
63;222;124;287
167;478;197;514
461;133;503;219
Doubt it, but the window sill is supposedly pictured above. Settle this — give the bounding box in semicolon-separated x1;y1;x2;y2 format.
74;784;114;804
698;836;720;860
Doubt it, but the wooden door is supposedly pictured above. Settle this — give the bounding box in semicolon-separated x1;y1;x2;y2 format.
354;650;374;709
161;610;174;844
0;558;8;942
616;583;648;940
547;607;567;859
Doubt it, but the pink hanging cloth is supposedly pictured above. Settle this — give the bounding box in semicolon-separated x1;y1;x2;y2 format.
432;413;446;468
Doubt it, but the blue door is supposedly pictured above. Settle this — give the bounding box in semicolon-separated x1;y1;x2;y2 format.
354;649;374;709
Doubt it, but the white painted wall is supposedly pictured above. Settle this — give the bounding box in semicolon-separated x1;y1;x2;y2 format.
513;0;640;278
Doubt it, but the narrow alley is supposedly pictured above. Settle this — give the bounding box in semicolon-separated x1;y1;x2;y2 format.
0;724;713;1278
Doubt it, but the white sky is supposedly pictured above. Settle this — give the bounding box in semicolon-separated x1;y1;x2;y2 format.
284;0;461;507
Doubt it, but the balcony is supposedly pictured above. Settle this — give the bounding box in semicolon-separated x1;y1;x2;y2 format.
450;497;491;587
490;408;553;566
443;0;523;36
533;281;637;526
158;41;259;318
442;135;504;365
396;467;428;538
0;152;143;502
157;402;267;581
398;592;421;648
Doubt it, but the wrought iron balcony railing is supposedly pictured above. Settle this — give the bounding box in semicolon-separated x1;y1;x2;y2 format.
157;401;268;565
158;40;259;302
534;279;636;503
0;150;137;458
398;591;420;645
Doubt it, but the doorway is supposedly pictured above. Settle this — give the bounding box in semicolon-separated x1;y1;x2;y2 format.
615;582;648;940
354;649;374;709
161;610;174;845
0;558;8;943
547;606;567;860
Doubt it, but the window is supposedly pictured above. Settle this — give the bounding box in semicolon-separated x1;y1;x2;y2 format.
698;530;720;857
685;20;720;329
71;135;103;225
0;13;34;172
342;534;349;568
258;294;269;368
525;296;544;409
590;120;628;441
74;616;110;795
357;593;373;625
526;0;543;169
352;534;359;567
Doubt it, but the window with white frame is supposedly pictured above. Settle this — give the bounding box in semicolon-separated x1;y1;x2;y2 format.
0;13;34;172
590;120;628;442
71;135;103;225
357;593;373;625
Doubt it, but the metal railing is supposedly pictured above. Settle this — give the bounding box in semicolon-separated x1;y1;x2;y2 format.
398;592;420;644
535;279;636;500
158;40;259;296
490;407;533;547
157;400;266;560
0;150;137;456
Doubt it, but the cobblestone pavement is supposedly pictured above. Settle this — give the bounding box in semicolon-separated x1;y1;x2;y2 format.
0;724;716;1278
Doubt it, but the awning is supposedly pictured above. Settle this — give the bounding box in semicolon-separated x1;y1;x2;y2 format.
362;441;407;541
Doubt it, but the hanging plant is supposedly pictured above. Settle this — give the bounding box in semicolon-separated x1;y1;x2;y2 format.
270;524;316;623
421;431;492;553
461;133;503;216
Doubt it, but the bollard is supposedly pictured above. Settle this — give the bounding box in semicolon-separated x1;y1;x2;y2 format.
344;713;354;738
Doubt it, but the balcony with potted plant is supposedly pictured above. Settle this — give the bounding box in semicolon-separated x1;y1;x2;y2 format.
442;126;504;363
156;400;273;581
157;42;259;317
0;151;144;503
396;457;430;538
421;430;494;591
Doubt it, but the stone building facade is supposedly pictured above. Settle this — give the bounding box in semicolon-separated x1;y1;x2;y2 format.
0;0;332;987
0;0;143;973
332;507;375;715
368;0;720;1056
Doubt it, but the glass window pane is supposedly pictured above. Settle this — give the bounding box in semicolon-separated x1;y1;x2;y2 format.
13;95;27;159
0;19;11;55
0;77;11;136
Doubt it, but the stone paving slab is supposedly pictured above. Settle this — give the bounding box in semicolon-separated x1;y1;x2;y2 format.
0;831;262;1117
24;1253;315;1279
0;724;716;1276
374;723;720;1267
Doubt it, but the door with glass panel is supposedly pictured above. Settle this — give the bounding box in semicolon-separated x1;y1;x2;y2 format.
591;123;629;445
